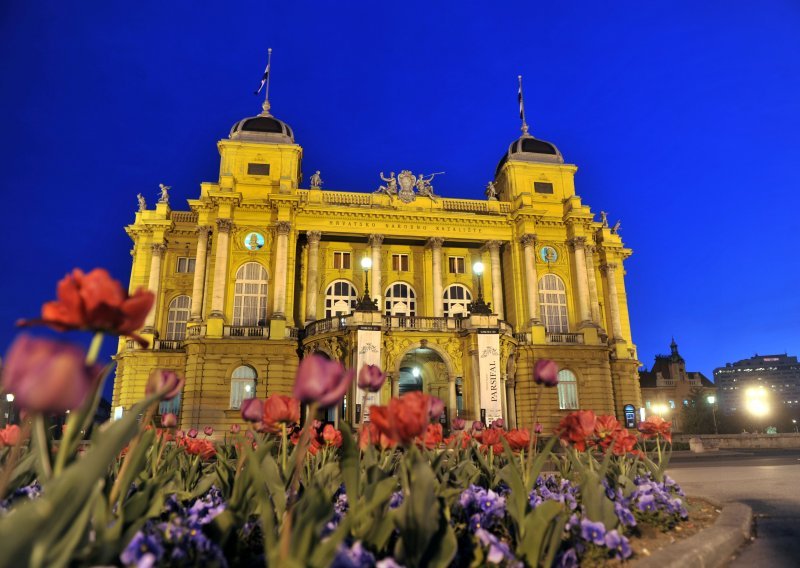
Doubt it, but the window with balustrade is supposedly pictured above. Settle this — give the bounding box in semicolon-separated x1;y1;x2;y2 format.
325;280;358;317
230;365;257;409
165;295;191;340
538;274;569;333
233;262;269;326
384;282;416;316
443;284;472;317
557;369;579;410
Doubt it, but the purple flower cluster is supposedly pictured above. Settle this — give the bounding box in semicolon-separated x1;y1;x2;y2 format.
389;490;404;509
120;487;227;567
457;485;507;532
529;475;579;512
332;540;375;568
474;528;523;567
560;517;633;563
0;481;42;515
629;474;688;526
324;486;351;536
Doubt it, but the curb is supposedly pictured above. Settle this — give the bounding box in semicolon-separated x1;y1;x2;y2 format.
634;499;752;568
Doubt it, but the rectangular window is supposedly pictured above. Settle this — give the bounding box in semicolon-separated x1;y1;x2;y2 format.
557;382;579;410
247;163;270;175
230;379;256;409
534;181;554;194
333;251;351;269
448;256;465;274
176;257;196;273
392;254;409;271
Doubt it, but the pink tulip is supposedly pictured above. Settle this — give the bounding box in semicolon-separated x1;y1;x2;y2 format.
533;359;559;387
293;354;354;409
146;369;185;400
230;424;241;434
175;429;185;439
492;418;505;430
161;413;177;428
187;428;198;438
535;423;543;434
451;417;466;431
357;364;386;392
240;398;264;422
472;421;485;432
2;334;94;413
203;426;213;436
428;396;445;420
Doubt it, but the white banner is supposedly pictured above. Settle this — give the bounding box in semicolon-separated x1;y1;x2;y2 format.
355;328;382;423
477;332;502;425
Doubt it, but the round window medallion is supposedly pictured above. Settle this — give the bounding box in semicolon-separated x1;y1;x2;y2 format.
244;232;265;250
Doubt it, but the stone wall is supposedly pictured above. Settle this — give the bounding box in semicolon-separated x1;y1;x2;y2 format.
675;433;800;450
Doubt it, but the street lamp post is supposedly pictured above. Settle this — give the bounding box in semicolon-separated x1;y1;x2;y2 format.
706;394;718;434
4;393;15;427
792;419;798;434
469;261;492;315
355;256;378;312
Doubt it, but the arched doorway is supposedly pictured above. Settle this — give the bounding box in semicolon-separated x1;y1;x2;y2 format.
396;346;453;422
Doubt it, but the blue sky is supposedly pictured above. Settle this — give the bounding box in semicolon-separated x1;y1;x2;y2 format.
1;1;798;385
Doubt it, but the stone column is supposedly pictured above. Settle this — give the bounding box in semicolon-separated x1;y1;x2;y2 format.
391;374;400;398
448;378;457;422
519;234;540;324
210;218;232;318
585;244;601;325
305;231;322;323
428;237;444;317
369;234;384;309
486;240;504;318
190;226;211;321
570;237;592;326
505;380;517;428
142;242;166;333
602;262;624;340
500;376;508;423
272;221;291;319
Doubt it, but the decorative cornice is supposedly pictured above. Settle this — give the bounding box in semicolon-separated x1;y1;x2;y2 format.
275;221;292;236
216;218;233;233
307;230;322;245
519;233;537;248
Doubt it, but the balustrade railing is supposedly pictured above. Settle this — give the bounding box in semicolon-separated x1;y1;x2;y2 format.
546;333;583;344
153;339;184;351
187;325;205;337
383;315;462;332
304;315;348;337
224;325;269;338
513;332;531;344
170;211;199;223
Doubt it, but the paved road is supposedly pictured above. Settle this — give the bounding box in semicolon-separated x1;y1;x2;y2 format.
668;449;800;566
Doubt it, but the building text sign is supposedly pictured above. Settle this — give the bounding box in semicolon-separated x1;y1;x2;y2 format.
477;332;502;424
355;328;382;423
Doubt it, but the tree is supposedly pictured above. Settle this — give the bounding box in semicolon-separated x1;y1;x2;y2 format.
680;387;715;434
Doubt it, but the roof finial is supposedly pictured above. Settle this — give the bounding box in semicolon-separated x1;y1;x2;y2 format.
517;75;529;136
254;48;273;116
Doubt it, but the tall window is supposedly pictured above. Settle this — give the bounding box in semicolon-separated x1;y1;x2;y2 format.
557;369;579;410
333;251;351;269
443;284;472;317
230;365;257;409
384;282;416;316
448;256;465;274
539;274;568;333
325;280;358;317
176;257;196;273
392;254;409;271
159;390;181;416
165;295;191;340
233;262;268;326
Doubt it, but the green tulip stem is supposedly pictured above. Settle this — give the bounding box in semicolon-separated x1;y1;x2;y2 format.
85;332;104;367
280;423;288;474
527;383;543;483
109;401;157;507
33;414;52;480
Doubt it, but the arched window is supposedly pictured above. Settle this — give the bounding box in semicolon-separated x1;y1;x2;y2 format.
384;282;416;316
557;369;579;410
325;280;358;317
538;274;568;333
165;295;191;340
443;284;472;317
230;365;257;409
233;263;268;326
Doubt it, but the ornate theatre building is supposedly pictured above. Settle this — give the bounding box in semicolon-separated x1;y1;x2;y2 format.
112;97;642;433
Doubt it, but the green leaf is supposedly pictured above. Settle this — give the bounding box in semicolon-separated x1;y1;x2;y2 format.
516;500;564;566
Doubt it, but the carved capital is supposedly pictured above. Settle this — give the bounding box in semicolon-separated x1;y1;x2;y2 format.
275;221;292;236
307;231;322;245
519;233;537;248
368;233;385;246
569;236;587;250
150;242;167;256
585;243;597;255
196;225;212;239
216;218;233;233
484;240;503;253
427;237;444;249
601;262;618;273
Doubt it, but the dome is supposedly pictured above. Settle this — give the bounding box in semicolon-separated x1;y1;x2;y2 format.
229;107;295;144
495;134;563;176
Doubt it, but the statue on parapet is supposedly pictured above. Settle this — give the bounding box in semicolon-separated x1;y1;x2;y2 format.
486;181;498;201
600;211;609;227
158;183;171;204
309;170;323;189
374;172;398;196
136;193;147;212
611;219;621;234
416;172;442;200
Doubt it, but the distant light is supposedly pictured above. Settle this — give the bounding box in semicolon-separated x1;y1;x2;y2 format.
473;261;484;275
244;384;252;393
412;367;420;378
5;393;13;403
113;406;124;421
361;257;372;270
639;407;646;421
745;386;769;417
706;395;716;405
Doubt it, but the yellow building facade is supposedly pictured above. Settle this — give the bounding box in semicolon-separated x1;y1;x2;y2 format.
112;98;642;434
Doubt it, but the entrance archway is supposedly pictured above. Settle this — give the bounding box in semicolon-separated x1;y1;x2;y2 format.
395;345;455;422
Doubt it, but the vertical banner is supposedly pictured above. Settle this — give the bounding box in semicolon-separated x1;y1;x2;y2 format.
477;331;502;424
355;328;382;423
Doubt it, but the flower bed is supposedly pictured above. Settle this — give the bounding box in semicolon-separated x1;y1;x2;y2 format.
0;269;694;567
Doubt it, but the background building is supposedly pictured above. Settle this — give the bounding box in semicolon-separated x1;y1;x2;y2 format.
112;95;642;434
639;339;716;432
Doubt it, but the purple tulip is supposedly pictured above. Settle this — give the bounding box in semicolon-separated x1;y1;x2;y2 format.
535;422;543;434
146;369;185;400
240;398;264;422
492;418;505;430
293;354;354;409
187;428;198;438
161;413;177;428
230;424;241;434
451;417;466;431
533;359;559;387
203;426;213;436
2;334;94;413
472;421;485;432
428;396;445;420
357;364;386;393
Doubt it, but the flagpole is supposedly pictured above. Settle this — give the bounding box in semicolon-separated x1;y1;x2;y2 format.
262;48;273;116
518;75;529;136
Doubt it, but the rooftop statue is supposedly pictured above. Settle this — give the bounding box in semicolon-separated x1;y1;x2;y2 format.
600;211;609;227
309;170;323;189
136;193;146;212
374;171;398;196
416;172;442;201
485;181;498;201
158;183;171;204
397;170;416;203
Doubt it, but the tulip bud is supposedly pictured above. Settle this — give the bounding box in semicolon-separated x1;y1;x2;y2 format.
203;426;213;436
293;354;354;409
492;418;505;430
451;417;466;431
357;364;387;393
534;359;559;387
160;413;177;428
472;420;485;432
240;398;264;422
428;396;445;420
187;428;198;438
535;422;543;434
230;424;241;434
146;369;185;401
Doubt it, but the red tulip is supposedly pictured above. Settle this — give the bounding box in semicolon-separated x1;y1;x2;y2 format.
418;423;443;449
534;359;559;387
2;334;94;413
293;354;354;409
476;428;503;454
322;424;343;447
181;438;216;460
240;398;264;422
203;426;213;436
160;413;177;428
22;268;154;345
175;429;185;439
370;392;430;445
0;425;22;447
557;410;597;451
611;429;638;456
357;364;386;392
145;369;185;401
638;415;673;443
261;395;301;433
505;428;530;451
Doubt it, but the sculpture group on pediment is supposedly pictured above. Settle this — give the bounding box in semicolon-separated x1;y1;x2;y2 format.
374;170;443;203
